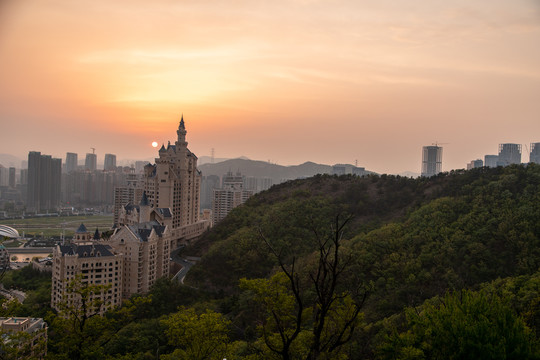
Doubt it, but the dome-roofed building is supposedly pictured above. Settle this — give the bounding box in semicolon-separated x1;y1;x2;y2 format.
0;225;19;239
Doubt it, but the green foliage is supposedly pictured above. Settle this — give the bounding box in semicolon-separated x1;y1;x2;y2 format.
2;265;51;291
379;290;539;360
161;307;232;360
0;327;47;359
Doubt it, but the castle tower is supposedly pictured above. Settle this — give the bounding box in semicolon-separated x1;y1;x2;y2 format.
73;223;91;243
137;115;208;247
139;191;151;223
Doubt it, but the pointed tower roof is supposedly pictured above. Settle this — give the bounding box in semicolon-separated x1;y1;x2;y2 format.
159;144;166;152
76;223;88;234
179;113;185;129
140;191;150;206
93;228;100;240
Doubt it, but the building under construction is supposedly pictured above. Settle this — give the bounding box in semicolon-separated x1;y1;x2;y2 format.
497;143;521;166
421;145;443;177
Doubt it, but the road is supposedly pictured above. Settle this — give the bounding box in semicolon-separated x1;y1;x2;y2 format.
0;287;26;303
170;246;197;284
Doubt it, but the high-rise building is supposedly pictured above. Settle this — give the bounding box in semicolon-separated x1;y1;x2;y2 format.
421;145;442;177
108;211;171;298
104;153;117;171
0;167;8;187
136;116;209;247
65;152;78;173
530;143;540;164
497;143;521;166
212;170;255;225
113;172;142;225
8;167;15;188
135;161;148;174
85;153;97;171
201;175;220;210
484;155;499;168
467;159;483;170
27;151;62;212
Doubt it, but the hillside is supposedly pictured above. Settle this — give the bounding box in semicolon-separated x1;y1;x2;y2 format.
183;164;540;358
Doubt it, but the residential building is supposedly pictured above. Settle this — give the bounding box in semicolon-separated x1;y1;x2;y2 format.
135;161;148;174
332;164;367;176
201;175;220;210
113;171;142;226
530;142;540;164
65;152;78;173
51;243;123;315
27;151;62;212
108;223;171;297
212;170;254;225
484;155;499;168
104;154;117;171
421;146;443;177
0;317;48;359
0;166;8;187
497;143;521;166
244;176;273;193
85;153;97;171
467;159;483;170
8;167;15;188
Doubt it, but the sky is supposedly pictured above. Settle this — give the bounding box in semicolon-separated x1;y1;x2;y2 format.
1;0;539;174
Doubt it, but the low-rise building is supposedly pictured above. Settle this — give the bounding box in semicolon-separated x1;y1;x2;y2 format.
0;317;47;359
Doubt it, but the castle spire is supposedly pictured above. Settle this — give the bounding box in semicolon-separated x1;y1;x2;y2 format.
176;114;187;146
140;191;150;207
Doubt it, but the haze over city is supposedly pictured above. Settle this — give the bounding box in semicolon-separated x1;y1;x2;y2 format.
1;0;540;174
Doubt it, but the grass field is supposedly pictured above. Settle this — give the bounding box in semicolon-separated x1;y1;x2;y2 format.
0;215;114;238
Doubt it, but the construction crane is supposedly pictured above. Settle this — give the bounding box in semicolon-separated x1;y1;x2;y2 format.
90;147;96;154
432;142;449;147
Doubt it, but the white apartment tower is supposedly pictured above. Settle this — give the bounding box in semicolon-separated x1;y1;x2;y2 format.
421;145;443;177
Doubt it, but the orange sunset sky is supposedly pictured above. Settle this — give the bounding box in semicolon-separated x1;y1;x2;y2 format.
1;0;540;174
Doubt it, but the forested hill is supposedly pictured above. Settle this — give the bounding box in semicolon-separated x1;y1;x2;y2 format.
182;164;540;358
187;163;540;295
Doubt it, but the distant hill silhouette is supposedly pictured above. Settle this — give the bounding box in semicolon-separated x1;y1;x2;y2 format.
198;158;335;182
0;154;23;168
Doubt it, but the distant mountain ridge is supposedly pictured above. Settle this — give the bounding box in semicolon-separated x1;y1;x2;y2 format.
198;158;336;182
0;154;23;168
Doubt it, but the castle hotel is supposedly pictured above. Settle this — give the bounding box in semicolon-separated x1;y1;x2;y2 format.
52;117;210;314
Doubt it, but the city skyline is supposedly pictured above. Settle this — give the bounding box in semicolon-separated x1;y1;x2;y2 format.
1;0;540;174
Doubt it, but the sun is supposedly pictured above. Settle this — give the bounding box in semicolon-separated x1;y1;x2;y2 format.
152;141;158;148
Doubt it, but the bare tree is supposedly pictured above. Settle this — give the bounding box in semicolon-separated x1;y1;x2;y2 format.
253;214;368;360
